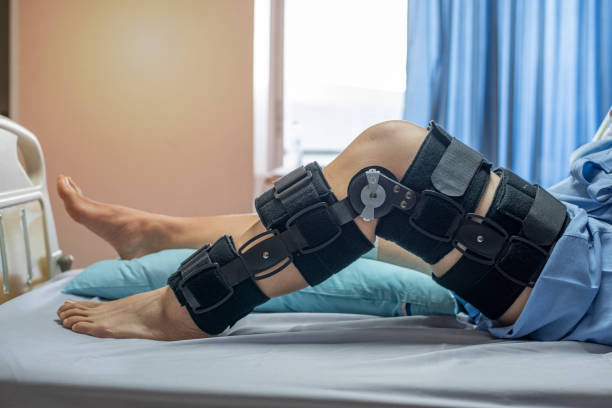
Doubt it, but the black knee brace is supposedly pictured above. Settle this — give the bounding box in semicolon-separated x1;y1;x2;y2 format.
167;121;568;333
374;122;493;263
167;162;373;334
433;168;569;318
363;122;568;319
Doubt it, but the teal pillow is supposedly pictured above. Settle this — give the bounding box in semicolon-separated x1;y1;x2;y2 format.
63;248;457;317
63;249;194;300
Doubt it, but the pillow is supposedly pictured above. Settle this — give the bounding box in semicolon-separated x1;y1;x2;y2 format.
63;249;194;300
63;248;457;317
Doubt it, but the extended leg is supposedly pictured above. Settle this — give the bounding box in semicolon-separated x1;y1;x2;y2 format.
57;121;434;339
57;174;260;258
58;120;558;339
58;174;431;274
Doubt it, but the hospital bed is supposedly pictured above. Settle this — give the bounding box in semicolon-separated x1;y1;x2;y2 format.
1;115;612;408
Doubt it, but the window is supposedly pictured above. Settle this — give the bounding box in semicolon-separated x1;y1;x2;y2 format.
283;0;407;167
253;0;407;193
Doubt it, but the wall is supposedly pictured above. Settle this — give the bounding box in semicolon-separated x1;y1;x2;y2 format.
17;0;254;267
0;0;8;116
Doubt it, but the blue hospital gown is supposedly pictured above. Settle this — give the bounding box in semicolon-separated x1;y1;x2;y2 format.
483;139;612;345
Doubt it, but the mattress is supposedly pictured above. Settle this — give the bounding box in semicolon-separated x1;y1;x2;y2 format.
1;270;612;408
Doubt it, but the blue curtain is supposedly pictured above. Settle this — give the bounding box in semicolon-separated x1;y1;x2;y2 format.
403;0;612;187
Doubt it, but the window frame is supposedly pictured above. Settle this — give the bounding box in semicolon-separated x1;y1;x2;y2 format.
253;0;285;196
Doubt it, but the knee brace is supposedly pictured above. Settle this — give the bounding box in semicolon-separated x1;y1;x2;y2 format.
167;162;373;334
360;122;568;319
432;168;569;318
167;121;568;333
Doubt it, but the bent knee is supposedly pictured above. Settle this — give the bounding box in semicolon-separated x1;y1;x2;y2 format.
352;120;428;179
361;120;425;143
324;120;428;200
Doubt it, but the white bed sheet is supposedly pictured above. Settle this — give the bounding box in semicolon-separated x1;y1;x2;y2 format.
1;270;612;408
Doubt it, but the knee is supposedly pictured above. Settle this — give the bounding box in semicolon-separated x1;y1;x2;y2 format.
323;120;428;203
360;120;423;143
351;120;428;179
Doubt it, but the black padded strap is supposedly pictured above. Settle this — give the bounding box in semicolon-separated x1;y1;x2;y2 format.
409;191;464;241
273;167;320;216
255;162;373;286
431;138;484;197
375;121;492;264
522;186;568;246
167;235;269;335
434;168;568;319
256;162;334;229
168;162;369;334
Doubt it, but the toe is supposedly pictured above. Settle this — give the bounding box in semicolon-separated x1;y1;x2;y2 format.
72;321;111;338
57;175;74;199
71;301;102;309
67;177;83;195
58;300;100;316
62;315;92;329
59;307;90;320
57;176;92;222
57;300;78;315
71;321;94;335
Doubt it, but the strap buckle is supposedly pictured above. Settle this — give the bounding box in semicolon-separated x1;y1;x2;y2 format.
408;190;464;242
452;213;508;265
178;243;211;269
286;202;342;255
238;229;293;280
273;167;313;200
495;236;549;288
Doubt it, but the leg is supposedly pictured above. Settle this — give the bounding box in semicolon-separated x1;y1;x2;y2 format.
58;174;260;258
58;174;432;276
58;120;545;339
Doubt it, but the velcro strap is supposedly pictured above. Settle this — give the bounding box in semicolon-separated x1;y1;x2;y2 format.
167;235;269;334
431;138;484;197
286;202;342;254
177;236;248;313
434;168;569;319
181;262;233;314
495;236;549;287
522;186;567;246
375;121;492;264
255;161;373;286
274;167;321;216
256;162;333;229
274;166;310;196
409;190;464;241
494;169;536;226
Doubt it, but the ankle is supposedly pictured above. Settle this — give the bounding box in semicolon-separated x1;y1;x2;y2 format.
139;214;173;253
160;285;207;338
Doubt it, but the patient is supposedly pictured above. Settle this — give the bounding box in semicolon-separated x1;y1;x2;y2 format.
56;120;612;345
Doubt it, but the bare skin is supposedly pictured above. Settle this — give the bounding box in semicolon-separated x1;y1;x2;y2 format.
57;121;531;340
57;175;260;259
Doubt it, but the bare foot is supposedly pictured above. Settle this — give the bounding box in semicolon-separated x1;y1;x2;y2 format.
57;175;167;259
57;286;207;340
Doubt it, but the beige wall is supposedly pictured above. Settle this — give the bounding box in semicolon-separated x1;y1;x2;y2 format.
0;0;8;116
17;0;254;267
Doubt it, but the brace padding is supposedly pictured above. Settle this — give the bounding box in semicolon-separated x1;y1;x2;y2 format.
375;121;492;263
433;168;568;319
168;235;269;335
255;162;373;286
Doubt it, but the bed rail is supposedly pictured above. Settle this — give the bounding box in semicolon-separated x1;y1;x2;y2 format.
0;116;72;301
